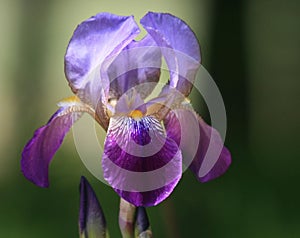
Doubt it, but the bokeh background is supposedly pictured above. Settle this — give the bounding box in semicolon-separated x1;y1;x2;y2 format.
1;0;299;237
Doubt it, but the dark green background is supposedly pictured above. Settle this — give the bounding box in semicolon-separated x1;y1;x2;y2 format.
1;0;299;237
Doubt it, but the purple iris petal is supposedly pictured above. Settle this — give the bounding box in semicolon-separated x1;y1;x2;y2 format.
108;34;161;99
102;116;182;207
141;12;201;97
115;179;179;207
192;116;231;182
164;108;231;183
79;176;107;237
65;12;140;110
21;105;82;187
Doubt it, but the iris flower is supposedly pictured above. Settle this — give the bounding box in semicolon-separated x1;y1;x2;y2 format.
21;12;231;207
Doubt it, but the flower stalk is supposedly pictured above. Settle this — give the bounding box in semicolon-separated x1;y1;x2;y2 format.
119;198;152;238
119;198;136;238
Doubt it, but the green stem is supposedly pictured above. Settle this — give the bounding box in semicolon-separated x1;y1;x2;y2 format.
119;199;136;238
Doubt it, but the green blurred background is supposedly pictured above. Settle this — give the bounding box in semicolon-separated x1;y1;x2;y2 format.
1;0;299;237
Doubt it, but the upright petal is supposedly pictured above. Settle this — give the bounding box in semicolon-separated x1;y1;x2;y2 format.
114;88;146;115
102;116;182;207
164;107;231;183
108;34;161;100
79;176;107;238
141;12;201;97
65;12;140;109
21;97;91;187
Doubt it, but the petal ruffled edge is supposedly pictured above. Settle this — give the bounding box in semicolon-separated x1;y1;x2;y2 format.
65;12;140;120
21;97;88;187
141;12;201;97
114;178;180;207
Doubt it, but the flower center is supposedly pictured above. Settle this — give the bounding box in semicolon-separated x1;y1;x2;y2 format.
129;110;143;120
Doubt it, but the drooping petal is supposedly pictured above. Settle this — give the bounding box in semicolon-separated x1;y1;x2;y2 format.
65;12;140;111
21;97;90;187
108;34;161;100
191;116;231;182
102;116;182;207
141;12;201;97
164;107;231;183
79;176;107;238
114;179;179;208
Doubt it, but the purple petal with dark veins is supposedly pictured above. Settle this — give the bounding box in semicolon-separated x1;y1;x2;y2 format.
164;108;231;183
79;176;107;237
65;12;140;110
108;34;161;100
141;12;201;97
102;116;182;207
115;179;179;207
21;100;84;187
